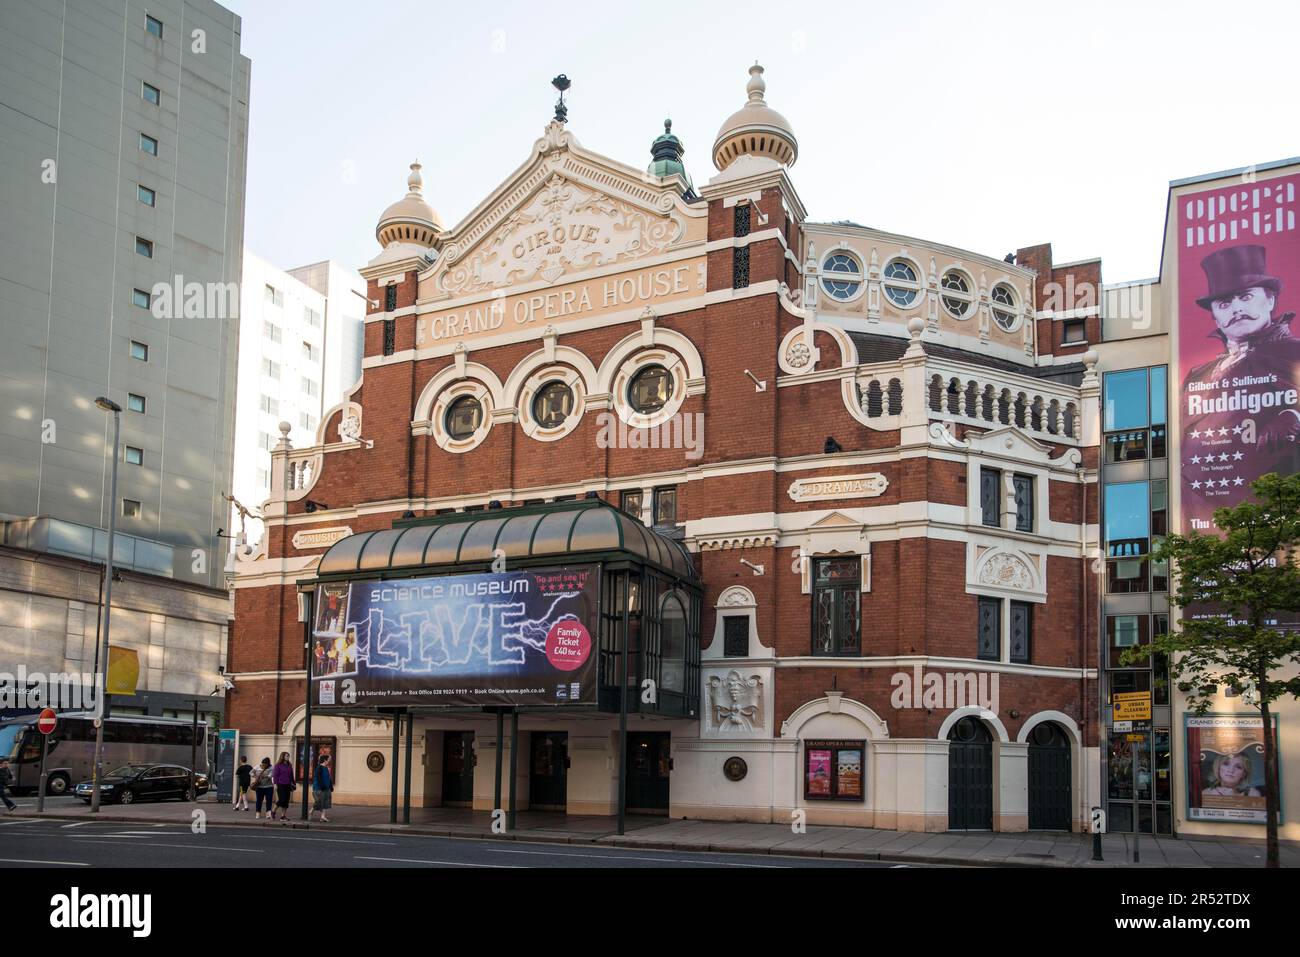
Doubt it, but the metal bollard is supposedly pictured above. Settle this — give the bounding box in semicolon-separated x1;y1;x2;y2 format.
1090;806;1105;861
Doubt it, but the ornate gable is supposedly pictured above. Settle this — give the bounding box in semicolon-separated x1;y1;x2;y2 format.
424;122;706;302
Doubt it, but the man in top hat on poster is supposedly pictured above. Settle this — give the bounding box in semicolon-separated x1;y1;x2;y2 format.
1182;244;1300;515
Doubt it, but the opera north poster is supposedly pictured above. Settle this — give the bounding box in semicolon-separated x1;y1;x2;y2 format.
1177;173;1299;532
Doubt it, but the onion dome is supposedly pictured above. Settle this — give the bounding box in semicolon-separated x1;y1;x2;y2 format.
647;119;694;195
712;63;798;171
375;161;443;249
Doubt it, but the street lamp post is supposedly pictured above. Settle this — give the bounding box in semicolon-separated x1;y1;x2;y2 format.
90;396;122;813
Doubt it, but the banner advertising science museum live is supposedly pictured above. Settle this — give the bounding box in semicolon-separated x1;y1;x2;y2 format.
1177;173;1299;532
311;566;600;708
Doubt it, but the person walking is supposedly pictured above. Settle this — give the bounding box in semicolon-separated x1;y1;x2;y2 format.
0;758;17;811
252;757;274;820
234;755;253;811
310;754;333;823
270;751;295;824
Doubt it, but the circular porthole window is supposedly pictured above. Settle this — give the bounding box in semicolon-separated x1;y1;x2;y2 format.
444;395;483;440
882;259;921;308
991;283;1019;331
532;381;574;429
941;270;974;319
820;253;863;301
628;364;673;414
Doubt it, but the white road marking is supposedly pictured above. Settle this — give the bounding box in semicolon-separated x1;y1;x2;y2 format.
70;839;264;853
0;820;42;827
353;856;521;868
482;847;786;867
216;834;398;846
0;858;90;866
61;822;95;828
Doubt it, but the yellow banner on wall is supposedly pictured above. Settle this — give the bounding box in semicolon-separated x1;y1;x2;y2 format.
106;645;140;696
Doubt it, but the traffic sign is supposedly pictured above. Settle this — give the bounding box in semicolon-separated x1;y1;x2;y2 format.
1112;691;1152;722
37;708;57;735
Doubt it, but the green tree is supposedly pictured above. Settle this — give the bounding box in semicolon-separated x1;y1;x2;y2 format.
1123;472;1300;867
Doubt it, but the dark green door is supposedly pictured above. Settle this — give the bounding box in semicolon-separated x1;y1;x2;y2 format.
529;732;568;810
626;732;670;814
441;731;474;806
1028;722;1072;831
948;717;993;830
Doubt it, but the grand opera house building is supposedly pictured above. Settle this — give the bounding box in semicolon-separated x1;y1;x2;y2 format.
227;64;1114;834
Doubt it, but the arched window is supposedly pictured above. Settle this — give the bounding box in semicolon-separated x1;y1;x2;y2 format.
660;595;687;694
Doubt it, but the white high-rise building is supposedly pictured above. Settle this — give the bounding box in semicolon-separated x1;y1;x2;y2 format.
230;253;364;547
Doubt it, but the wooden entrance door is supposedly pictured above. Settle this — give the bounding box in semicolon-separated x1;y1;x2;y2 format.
626;732;670;814
947;717;993;830
1028;722;1072;831
441;731;474;806
529;732;568;810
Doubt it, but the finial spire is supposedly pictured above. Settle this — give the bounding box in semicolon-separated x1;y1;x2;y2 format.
407;161;423;195
747;62;766;102
551;74;571;124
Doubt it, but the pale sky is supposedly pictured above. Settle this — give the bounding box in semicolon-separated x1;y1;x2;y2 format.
224;0;1300;285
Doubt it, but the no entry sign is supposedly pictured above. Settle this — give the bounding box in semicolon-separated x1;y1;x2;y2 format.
37;708;57;735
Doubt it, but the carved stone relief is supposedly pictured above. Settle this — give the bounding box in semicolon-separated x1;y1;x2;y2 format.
708;671;763;732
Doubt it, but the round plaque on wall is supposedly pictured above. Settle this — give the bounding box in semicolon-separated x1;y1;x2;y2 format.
723;756;748;782
366;751;385;773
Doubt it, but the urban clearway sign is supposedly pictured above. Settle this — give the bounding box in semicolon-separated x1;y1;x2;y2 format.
1112;692;1152;722
788;473;889;503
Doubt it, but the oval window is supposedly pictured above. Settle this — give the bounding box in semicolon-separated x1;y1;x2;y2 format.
532;381;574;429
445;395;483;440
628;365;673;414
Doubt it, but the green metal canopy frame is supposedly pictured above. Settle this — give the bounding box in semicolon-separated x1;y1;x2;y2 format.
311;499;698;585
296;499;701;835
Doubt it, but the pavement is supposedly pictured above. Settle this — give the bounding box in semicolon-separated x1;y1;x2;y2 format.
6;796;1295;867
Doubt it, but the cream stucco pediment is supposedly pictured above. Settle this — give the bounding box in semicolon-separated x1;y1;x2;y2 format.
808;510;864;529
961;425;1081;470
422;122;706;301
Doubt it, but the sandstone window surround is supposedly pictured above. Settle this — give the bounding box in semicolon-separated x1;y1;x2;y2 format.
820;250;865;303
881;257;923;308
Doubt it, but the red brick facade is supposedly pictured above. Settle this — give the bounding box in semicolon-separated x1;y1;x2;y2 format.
229;104;1104;830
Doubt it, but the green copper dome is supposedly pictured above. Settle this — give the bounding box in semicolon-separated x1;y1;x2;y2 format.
648;119;694;196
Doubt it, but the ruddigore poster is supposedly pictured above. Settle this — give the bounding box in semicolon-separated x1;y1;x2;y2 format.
1177;173;1299;533
311;566;600;708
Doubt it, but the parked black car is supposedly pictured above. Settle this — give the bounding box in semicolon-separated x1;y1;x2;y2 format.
74;764;210;804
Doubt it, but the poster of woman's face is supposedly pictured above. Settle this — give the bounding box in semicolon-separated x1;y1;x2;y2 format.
1185;715;1276;824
